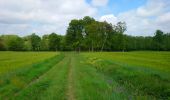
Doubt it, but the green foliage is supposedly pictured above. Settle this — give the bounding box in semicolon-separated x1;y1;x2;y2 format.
0;37;6;50
8;36;24;51
30;33;41;51
22;36;32;51
48;33;61;51
66;19;84;51
0;35;24;51
153;30;165;50
164;33;170;50
40;35;49;51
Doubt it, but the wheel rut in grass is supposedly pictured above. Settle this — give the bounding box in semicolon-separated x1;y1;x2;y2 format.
67;55;76;100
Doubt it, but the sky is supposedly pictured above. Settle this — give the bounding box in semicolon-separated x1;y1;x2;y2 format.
0;0;170;36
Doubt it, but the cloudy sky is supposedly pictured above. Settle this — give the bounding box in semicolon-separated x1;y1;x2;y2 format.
0;0;170;36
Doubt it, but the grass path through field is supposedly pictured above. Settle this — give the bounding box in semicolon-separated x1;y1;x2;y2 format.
67;56;76;100
14;52;122;100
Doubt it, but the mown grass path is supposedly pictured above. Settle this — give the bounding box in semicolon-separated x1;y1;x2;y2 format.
67;56;76;100
14;52;119;100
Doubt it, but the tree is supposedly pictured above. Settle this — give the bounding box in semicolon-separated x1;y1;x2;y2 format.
40;35;49;51
0;37;6;50
8;36;24;51
100;21;113;51
66;19;83;51
164;33;170;51
153;30;164;50
82;16;96;51
83;16;95;25
22;36;32;51
85;21;99;51
30;33;41;51
114;22;127;51
49;33;61;51
0;16;170;52
0;35;24;51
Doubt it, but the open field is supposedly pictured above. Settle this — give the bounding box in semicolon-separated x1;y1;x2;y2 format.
0;52;58;74
0;51;169;99
82;51;170;99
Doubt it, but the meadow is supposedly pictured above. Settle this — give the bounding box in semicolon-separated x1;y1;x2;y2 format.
0;51;169;99
0;52;58;74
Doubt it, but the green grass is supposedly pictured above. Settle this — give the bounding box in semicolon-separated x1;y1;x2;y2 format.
82;51;170;72
0;52;58;74
15;53;68;100
0;52;63;99
0;51;169;99
73;53;126;100
82;51;170;99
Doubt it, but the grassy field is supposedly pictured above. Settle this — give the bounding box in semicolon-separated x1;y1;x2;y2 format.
0;52;58;74
82;51;170;99
0;51;169;99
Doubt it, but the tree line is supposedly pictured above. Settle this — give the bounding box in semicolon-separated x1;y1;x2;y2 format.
0;16;170;51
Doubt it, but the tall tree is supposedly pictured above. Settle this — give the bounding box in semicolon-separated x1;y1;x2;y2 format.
30;33;41;51
100;21;113;51
8;36;24;51
0;35;24;51
49;33;60;51
0;36;6;50
153;30;164;50
114;22;127;51
66;19;83;51
164;33;170;50
22;36;32;51
85;21;99;51
40;35;49;51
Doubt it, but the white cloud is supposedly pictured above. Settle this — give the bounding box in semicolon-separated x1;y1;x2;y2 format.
156;12;170;23
99;14;118;25
100;0;170;36
0;0;170;36
91;0;109;7
136;0;167;17
0;0;97;36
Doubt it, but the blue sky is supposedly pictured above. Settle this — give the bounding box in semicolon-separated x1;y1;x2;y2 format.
86;0;148;16
107;0;147;15
0;0;170;36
